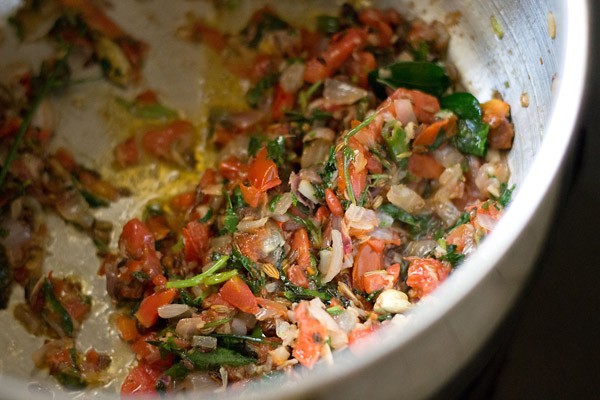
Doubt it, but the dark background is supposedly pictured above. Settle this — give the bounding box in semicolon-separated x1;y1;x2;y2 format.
458;2;600;398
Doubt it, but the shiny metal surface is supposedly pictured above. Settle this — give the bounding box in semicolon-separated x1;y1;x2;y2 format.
0;1;589;399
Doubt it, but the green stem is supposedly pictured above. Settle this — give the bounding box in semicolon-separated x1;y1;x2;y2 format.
165;255;230;289
0;52;70;190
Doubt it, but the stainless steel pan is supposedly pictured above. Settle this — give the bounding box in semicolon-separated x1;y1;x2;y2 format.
0;0;589;399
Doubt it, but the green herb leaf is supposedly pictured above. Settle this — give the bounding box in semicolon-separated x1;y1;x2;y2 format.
43;278;74;337
286;213;322;248
164;362;190;379
268;194;282;212
266;136;286;166
441;244;465;267
381;120;409;164
320;146;338;189
224;192;239;233
495;183;515;208
453;119;489;157
440;92;482;120
245;73;278;108
115;97;178;120
342;146;356;204
316;15;341;34
183;347;255;370
242;11;289;48
368;61;451;99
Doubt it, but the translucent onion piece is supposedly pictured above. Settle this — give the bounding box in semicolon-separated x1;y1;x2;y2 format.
387;184;425;213
323;78;368;105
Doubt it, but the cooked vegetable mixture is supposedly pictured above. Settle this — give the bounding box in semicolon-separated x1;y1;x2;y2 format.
1;1;515;396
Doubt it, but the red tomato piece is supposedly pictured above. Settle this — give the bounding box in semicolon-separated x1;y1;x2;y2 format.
219;275;259;314
389;88;440;124
114;137;139;168
408;153;444;179
292;301;327;368
239;183;262;208
115;314;139;342
141;120;194;159
348;325;377;346
134;288;177;328
287;228;312;288
120;218;155;259
406;258;451;300
170;191;196;212
120;362;161;396
219;156;247;181
248;147;281;192
182;221;210;263
325;188;344;217
352;240;384;292
271;84;296;120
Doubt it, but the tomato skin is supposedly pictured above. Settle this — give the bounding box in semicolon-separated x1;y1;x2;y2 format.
287;228;312;288
413;118;455;147
271;84;296;120
389;88;440;124
408;153;444;179
54;147;77;172
120;362;161;396
219;156;247;181
239;183;262;208
116;314;140;342
304;28;367;83
325;188;344;217
347;51;376;88
170;191;196;212
135;288;177;328
359;8;394;47
348;325;377;346
248;147;281;192
114;137;139;168
219;276;259;314
141;120;194;159
292;301;327;368
182;221;210;263
406;258;451;300
120;219;155;259
352;240;384;292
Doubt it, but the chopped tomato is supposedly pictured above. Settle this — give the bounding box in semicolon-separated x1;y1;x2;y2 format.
315;206;330;224
255;297;288;320
135;89;159;104
199;168;217;188
408;153;444;179
134;288;177;328
347;51;377;88
406;258;451;300
359;8;394;47
481;99;510;128
115;314;140;342
325;188;344;217
182;221;210;263
292;301;327;368
248;147;281;192
390;88;440;124
352;239;384;292
348;325;377;346
287;228;312;288
145;216;170;241
304;28;367;83
363;272;387;294
170;191;196;212
114;137;139;168
54;147;77;172
219;156;248;181
191;20;228;52
239;183;262;208
141;120;194;159
120;362;161;396
0;116;21;138
120;219;155;259
78;170;120;202
219;276;259;314
336;145;368;201
445;223;475;253
271;84;296;120
413;117;456;147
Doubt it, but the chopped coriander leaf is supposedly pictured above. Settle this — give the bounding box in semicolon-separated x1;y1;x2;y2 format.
224;192;239;233
316;15;341;34
199;208;214;223
266;136;286;166
442;244;465;267
79;189;109;208
246;73;278;108
495;183;515;207
268;194;282;212
342;146;356;204
166;255;230;289
286;213;322;248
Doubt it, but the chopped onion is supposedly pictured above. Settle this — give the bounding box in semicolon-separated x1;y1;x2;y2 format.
158;304;192;319
237;217;269;232
280;63;306;94
303;127;335;142
228;110;266;130
230;318;248;336
387;184;425;213
323;78;368;105
344;204;378;233
301;139;332;168
269;192;293;216
475;213;497;232
191;335;218;350
394;99;417;125
319;230;343;283
298;179;319;204
405;240;437;257
55;190;94;229
202;183;224;196
307;298;348;349
269;346;291;367
433;200;461;227
333;310;358;333
433;145;465;168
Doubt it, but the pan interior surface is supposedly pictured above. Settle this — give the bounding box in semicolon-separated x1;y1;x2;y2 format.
0;0;587;399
